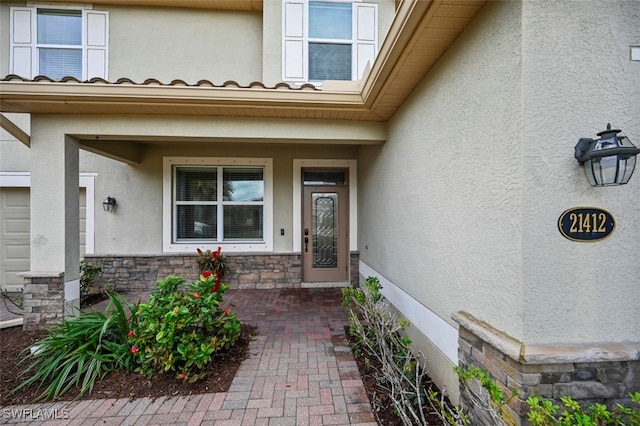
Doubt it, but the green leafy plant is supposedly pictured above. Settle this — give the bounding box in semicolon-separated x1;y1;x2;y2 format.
129;274;241;382
455;365;518;426
195;247;229;292
80;260;103;304
195;247;228;277
11;292;135;401
527;392;640;426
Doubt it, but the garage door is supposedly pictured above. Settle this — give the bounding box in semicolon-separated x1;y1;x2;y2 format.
0;188;30;291
0;188;86;291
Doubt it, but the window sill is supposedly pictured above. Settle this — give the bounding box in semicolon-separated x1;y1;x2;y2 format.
163;242;272;253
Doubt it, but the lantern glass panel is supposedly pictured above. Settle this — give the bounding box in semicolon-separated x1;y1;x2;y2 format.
619;155;637;184
599;155;619;185
585;160;598;186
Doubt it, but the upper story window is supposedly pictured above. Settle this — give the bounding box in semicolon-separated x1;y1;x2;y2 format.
163;157;274;253
282;0;378;83
10;5;109;80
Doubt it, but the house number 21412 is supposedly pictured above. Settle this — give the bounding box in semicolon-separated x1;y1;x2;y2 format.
558;207;615;242
568;212;607;233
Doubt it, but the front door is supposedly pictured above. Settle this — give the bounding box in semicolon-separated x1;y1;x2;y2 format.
302;171;349;282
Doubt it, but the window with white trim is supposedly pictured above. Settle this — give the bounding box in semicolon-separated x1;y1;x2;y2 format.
163;158;273;253
282;0;377;83
10;5;109;80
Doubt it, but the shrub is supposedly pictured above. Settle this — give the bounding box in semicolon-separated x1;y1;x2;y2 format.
343;277;467;425
11;292;135;401
80;260;103;304
129;274;241;382
527;393;640;426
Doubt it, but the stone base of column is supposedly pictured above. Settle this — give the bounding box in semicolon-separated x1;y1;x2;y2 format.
18;272;65;331
452;311;640;426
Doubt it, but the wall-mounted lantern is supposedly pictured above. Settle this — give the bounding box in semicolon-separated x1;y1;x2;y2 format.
102;196;117;212
575;124;640;187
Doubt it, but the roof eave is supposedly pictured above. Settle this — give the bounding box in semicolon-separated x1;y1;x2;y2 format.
0;0;487;121
0;80;381;120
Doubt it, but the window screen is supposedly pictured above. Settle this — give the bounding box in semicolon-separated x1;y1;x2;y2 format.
38;49;82;80
308;1;353;81
309;2;352;40
176;167;217;201
174;166;264;242
37;9;82;45
223;168;264;201
37;9;82;79
309;43;352;81
223;168;264;241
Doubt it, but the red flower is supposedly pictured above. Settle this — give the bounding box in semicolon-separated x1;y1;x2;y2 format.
212;277;221;293
191;292;201;299
127;330;135;338
131;346;139;354
178;373;186;380
202;270;213;279
224;308;231;315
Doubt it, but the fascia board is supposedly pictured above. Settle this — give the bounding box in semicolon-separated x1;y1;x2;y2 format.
0;81;367;114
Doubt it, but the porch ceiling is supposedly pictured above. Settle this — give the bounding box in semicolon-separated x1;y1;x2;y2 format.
0;0;486;122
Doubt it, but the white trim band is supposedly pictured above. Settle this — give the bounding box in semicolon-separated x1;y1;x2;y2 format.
359;261;459;364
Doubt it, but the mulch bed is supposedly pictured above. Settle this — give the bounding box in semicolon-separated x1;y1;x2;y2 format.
0;324;255;406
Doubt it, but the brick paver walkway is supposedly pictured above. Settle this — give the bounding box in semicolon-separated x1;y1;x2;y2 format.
1;288;377;425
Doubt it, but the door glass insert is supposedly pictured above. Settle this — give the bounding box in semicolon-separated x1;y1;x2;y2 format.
312;193;338;268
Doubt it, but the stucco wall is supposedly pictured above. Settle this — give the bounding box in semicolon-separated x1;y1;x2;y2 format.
520;0;640;344
0;3;263;84
359;0;524;341
108;6;263;84
30;114;373;254
360;0;640;350
0;114;30;169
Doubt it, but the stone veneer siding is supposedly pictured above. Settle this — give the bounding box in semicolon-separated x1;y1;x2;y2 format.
83;252;360;292
18;272;65;331
452;311;640;426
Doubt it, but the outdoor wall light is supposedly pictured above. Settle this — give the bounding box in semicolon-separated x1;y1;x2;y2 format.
575;124;640;187
102;196;117;212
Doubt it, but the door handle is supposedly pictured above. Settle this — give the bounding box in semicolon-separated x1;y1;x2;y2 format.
304;229;309;252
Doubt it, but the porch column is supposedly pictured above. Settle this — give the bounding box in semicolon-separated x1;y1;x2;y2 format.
22;132;80;330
